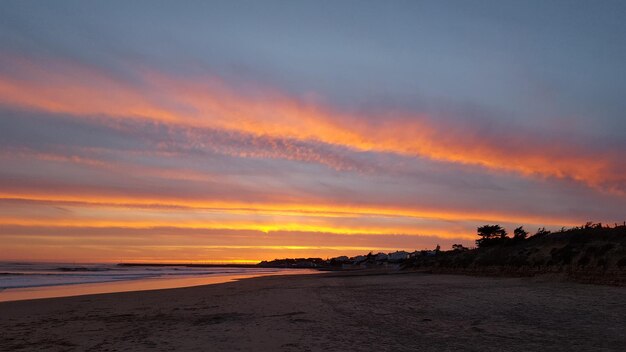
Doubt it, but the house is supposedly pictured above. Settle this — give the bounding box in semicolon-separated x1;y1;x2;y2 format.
352;255;367;264
388;251;410;263
409;251;421;258
375;253;389;262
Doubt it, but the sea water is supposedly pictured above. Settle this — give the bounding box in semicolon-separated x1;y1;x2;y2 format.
0;262;315;301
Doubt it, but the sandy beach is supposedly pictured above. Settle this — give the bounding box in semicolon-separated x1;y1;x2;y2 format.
1;271;625;351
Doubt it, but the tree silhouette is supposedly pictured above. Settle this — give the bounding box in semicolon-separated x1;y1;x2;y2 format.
476;224;508;247
513;226;528;241
533;227;551;238
452;244;469;251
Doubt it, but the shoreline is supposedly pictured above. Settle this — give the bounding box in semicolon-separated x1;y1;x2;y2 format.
0;268;320;303
1;271;624;351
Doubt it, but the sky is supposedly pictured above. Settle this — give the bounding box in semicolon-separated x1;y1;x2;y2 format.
1;0;625;263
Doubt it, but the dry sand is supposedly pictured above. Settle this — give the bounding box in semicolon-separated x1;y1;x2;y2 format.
1;271;625;351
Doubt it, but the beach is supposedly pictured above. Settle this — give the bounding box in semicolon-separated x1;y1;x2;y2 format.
0;263;315;302
1;271;625;351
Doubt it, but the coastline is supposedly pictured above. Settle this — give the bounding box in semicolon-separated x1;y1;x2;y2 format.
0;267;319;303
1;271;625;351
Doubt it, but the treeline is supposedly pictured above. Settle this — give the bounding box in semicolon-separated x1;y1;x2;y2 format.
472;222;626;248
258;257;328;268
405;222;626;285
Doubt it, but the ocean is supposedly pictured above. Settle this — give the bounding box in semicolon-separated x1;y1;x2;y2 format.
0;262;314;301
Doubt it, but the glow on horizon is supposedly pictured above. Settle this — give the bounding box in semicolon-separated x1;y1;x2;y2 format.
0;191;586;226
0;186;604;263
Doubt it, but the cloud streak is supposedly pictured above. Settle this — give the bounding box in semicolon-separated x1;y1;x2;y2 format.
2;1;626;263
1;55;624;193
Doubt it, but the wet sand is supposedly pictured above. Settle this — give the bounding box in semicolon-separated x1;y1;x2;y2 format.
1;272;625;351
0;269;317;302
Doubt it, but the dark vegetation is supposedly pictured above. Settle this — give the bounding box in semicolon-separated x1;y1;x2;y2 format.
258;257;327;268
238;222;626;285
404;222;626;285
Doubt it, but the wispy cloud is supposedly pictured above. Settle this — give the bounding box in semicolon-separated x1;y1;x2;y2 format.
1;55;624;194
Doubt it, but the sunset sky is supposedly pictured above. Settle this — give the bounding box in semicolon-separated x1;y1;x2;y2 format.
1;0;625;263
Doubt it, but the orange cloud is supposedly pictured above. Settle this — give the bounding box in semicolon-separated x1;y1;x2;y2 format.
0;191;584;229
1;56;623;192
